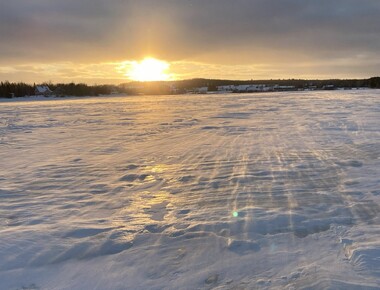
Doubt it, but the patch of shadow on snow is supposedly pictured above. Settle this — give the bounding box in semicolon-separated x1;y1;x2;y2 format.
64;227;113;239
346;245;380;276
213;112;252;119
335;160;363;168
227;239;261;255
119;174;154;182
291;273;380;290
51;232;134;264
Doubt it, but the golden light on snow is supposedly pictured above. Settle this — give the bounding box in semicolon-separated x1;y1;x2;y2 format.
128;58;171;81
145;164;168;173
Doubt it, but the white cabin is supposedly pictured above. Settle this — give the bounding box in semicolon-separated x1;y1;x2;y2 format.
35;85;52;96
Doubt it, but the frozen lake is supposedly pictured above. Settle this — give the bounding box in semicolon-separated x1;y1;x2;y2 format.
1;90;380;289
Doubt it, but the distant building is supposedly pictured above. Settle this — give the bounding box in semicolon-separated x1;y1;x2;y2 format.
246;84;272;92
234;85;252;92
306;86;318;91
217;84;272;93
217;83;302;93
188;87;208;94
35;85;53;96
273;85;296;91
217;85;235;92
322;85;335;90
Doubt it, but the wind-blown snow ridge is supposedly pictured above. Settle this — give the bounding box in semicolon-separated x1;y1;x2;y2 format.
0;91;379;289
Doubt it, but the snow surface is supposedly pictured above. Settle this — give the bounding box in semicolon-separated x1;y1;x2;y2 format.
0;91;379;289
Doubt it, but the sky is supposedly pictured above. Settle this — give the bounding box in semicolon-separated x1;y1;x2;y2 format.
1;0;380;84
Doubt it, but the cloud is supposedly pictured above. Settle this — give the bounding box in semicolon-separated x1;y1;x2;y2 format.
1;0;379;80
0;62;126;83
2;57;379;84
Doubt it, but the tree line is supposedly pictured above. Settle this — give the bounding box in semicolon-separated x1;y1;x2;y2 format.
0;82;35;98
171;77;380;91
0;82;120;98
1;77;379;98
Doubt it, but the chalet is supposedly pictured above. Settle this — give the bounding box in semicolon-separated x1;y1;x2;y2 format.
35;85;53;96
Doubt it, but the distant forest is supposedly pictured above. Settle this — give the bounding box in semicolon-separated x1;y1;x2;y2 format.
0;82;117;98
1;77;380;98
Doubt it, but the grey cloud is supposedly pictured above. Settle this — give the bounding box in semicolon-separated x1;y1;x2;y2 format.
0;0;379;77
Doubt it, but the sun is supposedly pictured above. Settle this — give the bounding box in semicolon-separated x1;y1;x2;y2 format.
128;58;171;81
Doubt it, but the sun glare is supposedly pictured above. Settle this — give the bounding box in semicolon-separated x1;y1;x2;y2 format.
128;58;171;82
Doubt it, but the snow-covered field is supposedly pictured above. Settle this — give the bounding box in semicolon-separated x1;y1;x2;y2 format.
0;91;379;290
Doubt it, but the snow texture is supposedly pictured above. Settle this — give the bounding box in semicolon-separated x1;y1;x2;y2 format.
0;90;380;289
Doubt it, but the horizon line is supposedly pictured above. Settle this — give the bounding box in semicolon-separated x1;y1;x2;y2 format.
1;76;380;86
